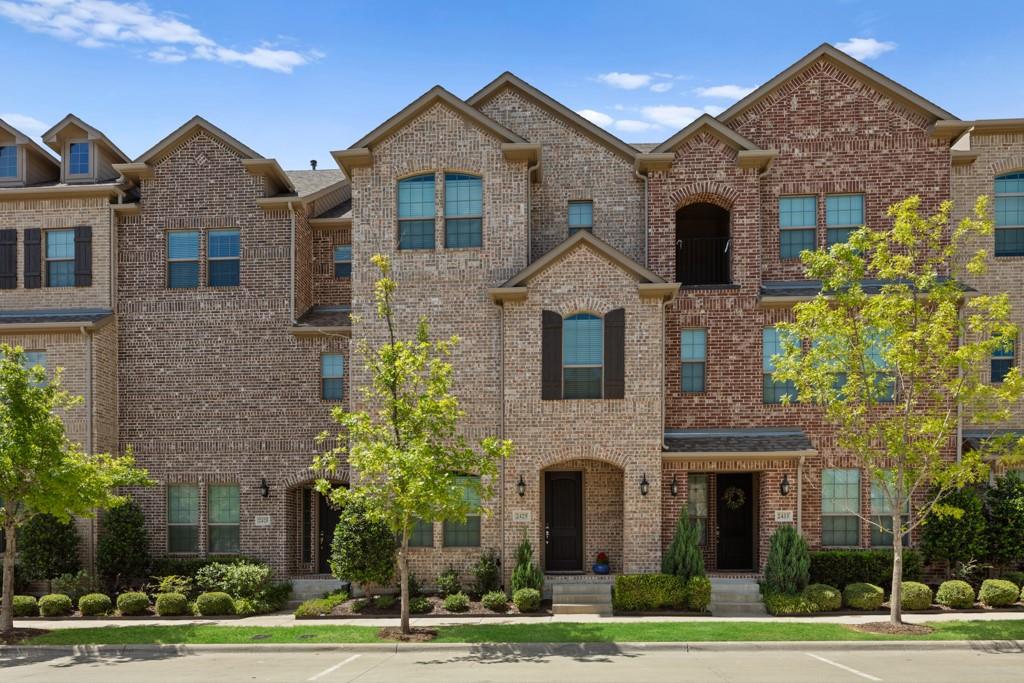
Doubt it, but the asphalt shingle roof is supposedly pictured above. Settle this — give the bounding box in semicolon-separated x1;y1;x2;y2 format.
294;306;351;329
283;170;346;197
663;428;813;453
0;308;114;325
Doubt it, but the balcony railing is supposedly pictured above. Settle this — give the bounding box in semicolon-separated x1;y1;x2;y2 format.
676;236;730;286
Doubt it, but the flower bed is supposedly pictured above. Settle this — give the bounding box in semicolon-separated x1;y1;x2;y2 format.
295;593;552;619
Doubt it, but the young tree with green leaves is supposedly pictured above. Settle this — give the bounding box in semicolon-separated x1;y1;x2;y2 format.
772;196;1024;625
314;255;512;634
0;344;151;632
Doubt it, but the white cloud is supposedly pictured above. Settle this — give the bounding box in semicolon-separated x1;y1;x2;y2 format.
0;0;319;73
836;37;896;61
597;72;652;90
641;105;722;129
0;112;48;135
695;84;755;100
649;82;673;93
576;109;614;128
614;119;659;134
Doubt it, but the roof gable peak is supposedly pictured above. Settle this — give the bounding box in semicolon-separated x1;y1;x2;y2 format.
135;115;263;164
652;113;762;154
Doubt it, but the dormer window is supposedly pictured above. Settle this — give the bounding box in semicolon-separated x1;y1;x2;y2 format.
0;146;16;178
68;142;90;175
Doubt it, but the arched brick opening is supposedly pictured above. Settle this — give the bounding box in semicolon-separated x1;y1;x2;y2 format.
285;469;349;576
675;202;731;285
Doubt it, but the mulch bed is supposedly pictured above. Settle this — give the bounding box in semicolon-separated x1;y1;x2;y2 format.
848;622;934;636
0;628;48;645
377;627;438;642
319;596;551;619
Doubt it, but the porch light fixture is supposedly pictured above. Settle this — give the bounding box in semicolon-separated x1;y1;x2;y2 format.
640;474;650;497
259;478;270;498
670;474;679;497
780;473;791;497
517;474;526;497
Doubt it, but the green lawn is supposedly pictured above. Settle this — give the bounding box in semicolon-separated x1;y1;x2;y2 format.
23;620;1024;645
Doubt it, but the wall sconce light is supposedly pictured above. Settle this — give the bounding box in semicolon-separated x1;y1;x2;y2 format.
517;474;526;497
640;474;650;497
259;478;270;498
670;474;679;497
780;473;791;497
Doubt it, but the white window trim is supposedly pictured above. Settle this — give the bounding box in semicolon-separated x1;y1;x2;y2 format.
65;139;93;179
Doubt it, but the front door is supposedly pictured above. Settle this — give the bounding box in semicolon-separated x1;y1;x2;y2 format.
317;493;342;574
544;471;582;572
716;473;754;570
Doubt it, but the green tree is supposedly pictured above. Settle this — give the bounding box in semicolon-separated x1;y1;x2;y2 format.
920;485;987;574
18;513;80;585
661;513;705;580
329;497;396;588
772;196;1024;625
0;344;151;632
985;474;1024;567
764;525;810;595
96;499;151;587
314;255;512;634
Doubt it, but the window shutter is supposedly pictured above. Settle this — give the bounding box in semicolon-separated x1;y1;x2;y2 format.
542;310;563;400
23;228;41;289
74;225;92;287
0;229;15;289
604;307;625;399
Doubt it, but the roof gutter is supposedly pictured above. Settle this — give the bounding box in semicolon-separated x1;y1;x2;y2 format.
288;201;297;324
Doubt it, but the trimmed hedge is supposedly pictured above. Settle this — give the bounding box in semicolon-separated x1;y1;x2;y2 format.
155;592;190;616
512;588;541;613
78;593;112;616
443;592;470;613
843;583;884;610
196;591;235;616
936;580;975;609
809;549;921;590
900;582;933;611
612;574;687;612
804;584;842;611
481;590;509;612
150;555;262;579
764;591;818;615
38;594;73;617
979;579;1020;607
117;591;150;616
410;596;433;614
13;595;39;617
687;576;712;612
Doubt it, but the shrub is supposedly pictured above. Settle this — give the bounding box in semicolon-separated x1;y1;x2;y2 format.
150;574;194;598
979;579;1020;607
1000;570;1024;588
375;594;396;609
843;583;884;610
986;475;1024;567
612;574;687;612
19;514;80;581
78;593;112;616
260;581;293;613
764;526;810;595
510;536;543;593
116;591;150;616
803;584;842;611
155;592;189;616
809;549;921;590
410;596;433;614
764;592;818;615
936;580;975;609
481;590;509;612
406;572;422;598
920;486;987;567
328;497;395;587
51;570;99;606
150;555;258;579
443;591;470;612
233;598;258;617
196;592;235;616
196;561;271;600
900;582;933;611
686;576;711;612
96;499;150;583
0;564;28;595
472;550;501;597
661;514;705;581
513;588;541;613
351;598;371;613
294;591;348;618
437;567;461;597
13;595;38;617
38;594;73;617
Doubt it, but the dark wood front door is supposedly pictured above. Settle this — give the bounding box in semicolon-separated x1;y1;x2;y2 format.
716;473;754;570
544;471;582;572
317;493;342;574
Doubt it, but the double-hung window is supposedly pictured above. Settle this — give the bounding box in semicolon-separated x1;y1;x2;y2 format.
408;520;434;547
167;231;200;288
763;327;796;404
995;172;1024;257
568;201;593;235
867;329;895;402
688;474;709;545
0;146;17;178
826;194;863;246
208;484;240;553
822;469;860;546
681;329;706;393
444;173;482;248
563;313;603;399
68;142;90;176
45;229;75;287
321;353;344;401
398;174;435;249
870;479;909;547
443;476;481;547
779;196;817;259
333;245;352;278
22;350;46;386
992;333;1015;384
167;484;199;553
208;229;240;287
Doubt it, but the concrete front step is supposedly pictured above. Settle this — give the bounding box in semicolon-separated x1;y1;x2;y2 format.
289;578;348;601
551;580;612;616
553;602;612;616
709;577;766;616
710;602;768;616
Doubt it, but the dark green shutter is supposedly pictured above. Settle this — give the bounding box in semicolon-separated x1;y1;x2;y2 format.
74;225;92;287
23;228;41;288
604;308;625;399
0;229;15;289
542;310;562;400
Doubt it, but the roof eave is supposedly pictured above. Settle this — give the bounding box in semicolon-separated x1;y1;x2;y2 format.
243;158;296;194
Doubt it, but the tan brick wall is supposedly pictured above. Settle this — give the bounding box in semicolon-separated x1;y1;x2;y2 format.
312;226;351;307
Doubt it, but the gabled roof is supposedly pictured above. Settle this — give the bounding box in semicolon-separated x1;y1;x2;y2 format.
135;115;262;164
652;113;762;154
0;118;59;169
717;43;956;125
466;71;640;163
41;113;130;162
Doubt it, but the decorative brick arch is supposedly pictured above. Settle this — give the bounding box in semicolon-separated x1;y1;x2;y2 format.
670;182;739;211
282;467;349;490
536;449;630;472
991;157;1024;177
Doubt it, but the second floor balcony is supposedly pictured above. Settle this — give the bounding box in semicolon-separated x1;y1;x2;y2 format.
676;202;731;286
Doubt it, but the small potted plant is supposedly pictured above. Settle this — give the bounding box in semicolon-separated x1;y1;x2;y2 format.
592;552;610;574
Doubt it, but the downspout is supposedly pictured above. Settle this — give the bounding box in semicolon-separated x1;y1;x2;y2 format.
526;160;539;264
797;454;805;534
497;301;506;583
634;167;649;268
288;201;297;323
81;325;95;574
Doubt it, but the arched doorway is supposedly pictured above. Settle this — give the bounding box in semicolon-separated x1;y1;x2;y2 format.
675;203;730;285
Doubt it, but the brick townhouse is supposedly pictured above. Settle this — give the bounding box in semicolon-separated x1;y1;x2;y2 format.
2;43;1022;587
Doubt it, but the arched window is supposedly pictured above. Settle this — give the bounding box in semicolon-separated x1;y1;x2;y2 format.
397;174;435;250
563;313;603;399
995;172;1024;256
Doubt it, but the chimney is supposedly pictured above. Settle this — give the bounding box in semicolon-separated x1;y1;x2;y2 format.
310;159;318;170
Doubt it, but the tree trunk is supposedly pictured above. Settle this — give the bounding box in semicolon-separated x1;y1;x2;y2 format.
399;537;410;635
1;520;16;632
890;509;903;625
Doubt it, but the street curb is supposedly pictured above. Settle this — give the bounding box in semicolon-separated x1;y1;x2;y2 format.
4;640;1024;656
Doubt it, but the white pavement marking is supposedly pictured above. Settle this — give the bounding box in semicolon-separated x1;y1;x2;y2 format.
805;653;882;681
307;654;361;681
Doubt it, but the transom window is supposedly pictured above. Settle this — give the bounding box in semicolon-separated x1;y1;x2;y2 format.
398;174;436;250
443;475;481;547
992;332;1015;384
0;146;16;178
167;484;199;553
207;229;240;287
779;196;817;259
563;313;603;399
822;468;860;547
45;229;75;287
321;353;344;401
681;329;706;393
68;142;90;175
333;245;352;278
444;173;482;248
763;327;796;404
870;478;909;548
208;484;240;553
995;172;1024;257
826;194;864;246
687;473;708;545
568;200;593;235
167;231;200;288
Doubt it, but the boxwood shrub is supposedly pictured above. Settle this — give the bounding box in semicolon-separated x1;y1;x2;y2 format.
978;579;1020;607
764;591;818;615
78;593;113;616
38;594;73;617
13;595;39;617
803;584;842;611
512;588;541;613
443;591;470;613
900;582;933;611
843;583;884;610
612;574;687;611
116;591;150;616
935;580;975;609
809;550;921;590
410;596;434;614
686;576;711;612
196;591;235;616
481;590;509;612
155;592;190;616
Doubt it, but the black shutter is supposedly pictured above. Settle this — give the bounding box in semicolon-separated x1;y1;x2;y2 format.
74;225;92;287
604;308;625;399
0;229;15;289
542;310;563;400
24;228;41;289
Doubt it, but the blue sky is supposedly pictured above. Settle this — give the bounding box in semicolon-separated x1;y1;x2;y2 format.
3;0;1022;170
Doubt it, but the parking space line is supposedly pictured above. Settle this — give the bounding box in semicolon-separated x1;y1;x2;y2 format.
307;654;361;681
804;653;882;681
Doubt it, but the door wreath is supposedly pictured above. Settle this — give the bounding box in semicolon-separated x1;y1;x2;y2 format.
723;486;746;510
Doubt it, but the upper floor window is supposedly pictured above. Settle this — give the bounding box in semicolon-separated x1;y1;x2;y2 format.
542;308;624;401
443;475;481;547
398;174;435;250
826;194;864;246
563;313;603;399
45;229;75;287
992;332;1015;384
408;519;434;547
995;172;1024;257
333;245;352;278
822;468;860;546
867;329;895;402
779;196;816;259
0;146;16;178
23;350;46;386
763;327;796;404
68;142;90;175
321;353;344;401
444;173;482;248
680;329;706;393
870;478;909;548
167;231;200;289
568;201;593;235
207;229;240;287
208;484;240;554
167;484;199;553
